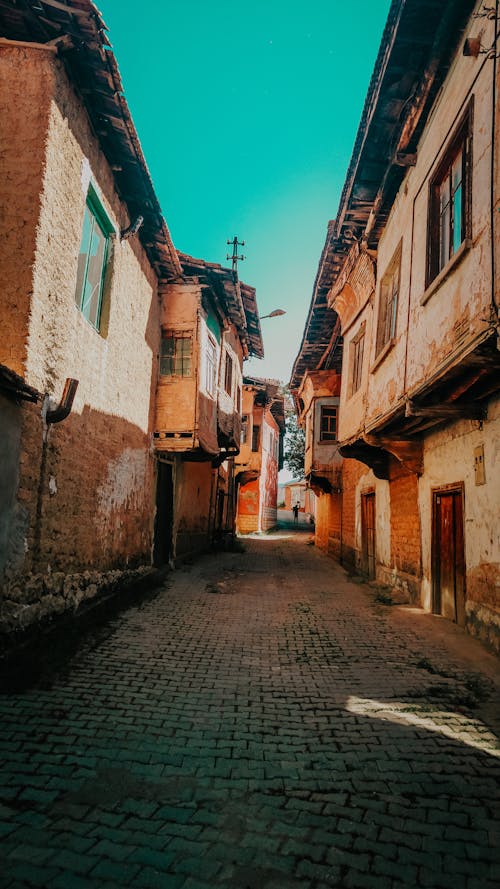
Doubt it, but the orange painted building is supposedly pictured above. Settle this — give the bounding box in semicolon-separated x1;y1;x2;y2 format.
235;378;285;534
154;260;263;561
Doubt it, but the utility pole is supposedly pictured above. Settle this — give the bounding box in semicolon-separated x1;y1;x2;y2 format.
226;236;245;277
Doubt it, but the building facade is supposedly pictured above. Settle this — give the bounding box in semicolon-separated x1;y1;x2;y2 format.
292;0;500;651
290;223;344;557
0;3;181;634
153;260;263;560
235;378;285;534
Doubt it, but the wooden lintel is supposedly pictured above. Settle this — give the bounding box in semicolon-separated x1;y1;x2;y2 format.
405;401;488;421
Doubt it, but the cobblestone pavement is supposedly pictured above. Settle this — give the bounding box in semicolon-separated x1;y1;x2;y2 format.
1;531;499;889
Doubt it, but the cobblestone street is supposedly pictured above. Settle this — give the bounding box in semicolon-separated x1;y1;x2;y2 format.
1;531;499;889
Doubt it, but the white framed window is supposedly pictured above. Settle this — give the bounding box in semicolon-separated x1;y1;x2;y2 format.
376;243;401;357
205;334;217;397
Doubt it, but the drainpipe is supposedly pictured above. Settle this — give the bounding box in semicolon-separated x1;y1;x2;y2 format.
32;378;79;570
46;378;79;424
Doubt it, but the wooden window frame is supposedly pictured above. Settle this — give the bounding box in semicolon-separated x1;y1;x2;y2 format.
74;185;113;332
251;423;260;453
349;324;365;397
319;405;337;442
241;414;249;444
427;103;473;287
159;330;193;378
224;350;233;396
375;242;402;359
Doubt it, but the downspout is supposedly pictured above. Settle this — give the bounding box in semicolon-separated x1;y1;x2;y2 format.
33;378;79;570
45;378;79;424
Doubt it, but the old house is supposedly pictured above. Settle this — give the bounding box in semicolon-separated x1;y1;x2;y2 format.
294;0;500;651
0;1;182;634
153;258;263;560
235;377;285;534
290;222;343;556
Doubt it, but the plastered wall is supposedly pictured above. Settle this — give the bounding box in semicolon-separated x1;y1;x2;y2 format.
418;399;500;648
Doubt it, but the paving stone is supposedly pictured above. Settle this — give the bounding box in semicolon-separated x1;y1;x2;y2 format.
1;533;499;889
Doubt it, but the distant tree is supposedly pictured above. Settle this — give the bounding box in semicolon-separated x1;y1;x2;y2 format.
283;411;305;478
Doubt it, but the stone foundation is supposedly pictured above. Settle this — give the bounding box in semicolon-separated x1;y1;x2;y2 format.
0;564;156;640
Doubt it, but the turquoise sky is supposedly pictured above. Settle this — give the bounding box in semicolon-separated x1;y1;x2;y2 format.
99;0;391;382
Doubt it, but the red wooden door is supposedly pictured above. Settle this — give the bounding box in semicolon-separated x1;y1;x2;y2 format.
361;492;376;580
432;488;465;626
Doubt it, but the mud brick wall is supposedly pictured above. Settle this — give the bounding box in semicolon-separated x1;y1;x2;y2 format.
315;492;341;556
175;461;213;558
0;46;53;376
0;46;160;629
389;470;421;578
340;458;368;570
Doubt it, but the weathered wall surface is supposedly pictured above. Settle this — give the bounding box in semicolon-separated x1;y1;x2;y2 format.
156;284;199;445
0;46;54;376
0;48;160;631
237;479;260;534
379;467;421;601
174;460;213;558
418;400;500;651
259;413;279;532
364;11;495;424
0;396;25;580
340;459;370;569
315;492;341;557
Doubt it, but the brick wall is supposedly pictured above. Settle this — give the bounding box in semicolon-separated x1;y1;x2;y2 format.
389;470;421;577
341;458;369;569
315;492;341;557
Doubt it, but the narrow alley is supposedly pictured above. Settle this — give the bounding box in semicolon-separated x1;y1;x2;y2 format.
1;532;498;889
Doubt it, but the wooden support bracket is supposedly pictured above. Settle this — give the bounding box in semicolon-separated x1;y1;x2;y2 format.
365;435;424;476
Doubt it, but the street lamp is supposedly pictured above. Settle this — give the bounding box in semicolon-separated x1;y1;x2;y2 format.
260;309;286;320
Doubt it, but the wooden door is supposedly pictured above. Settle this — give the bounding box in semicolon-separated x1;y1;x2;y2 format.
361;491;376;580
432;487;465;626
154;461;173;566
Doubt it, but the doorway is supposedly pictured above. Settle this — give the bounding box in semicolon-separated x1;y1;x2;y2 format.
432;485;465;625
361;491;376;580
154;460;173;566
